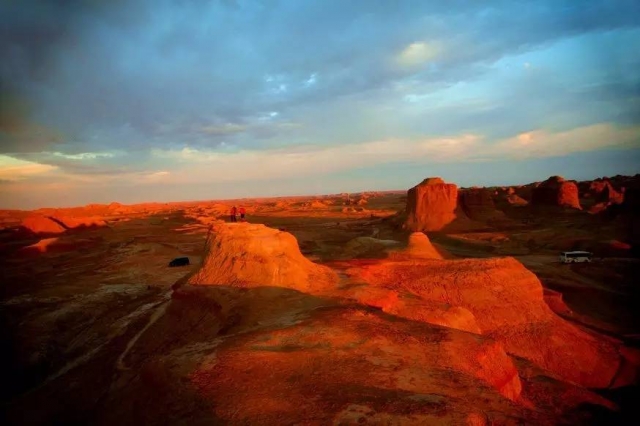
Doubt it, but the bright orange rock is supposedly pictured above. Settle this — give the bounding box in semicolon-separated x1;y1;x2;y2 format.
405;177;459;231
347;256;621;388
21;215;66;235
188;223;337;292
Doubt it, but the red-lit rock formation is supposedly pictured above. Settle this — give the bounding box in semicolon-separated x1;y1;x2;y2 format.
587;179;624;204
188;223;337;292
531;176;581;209
459;188;507;221
21;215;66;235
345;256;622;388
404;177;459;231
506;194;528;206
399;232;444;259
191;307;522;412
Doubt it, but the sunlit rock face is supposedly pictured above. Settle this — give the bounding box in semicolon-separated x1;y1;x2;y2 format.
345;255;621;388
405;177;459;232
187;222;337;292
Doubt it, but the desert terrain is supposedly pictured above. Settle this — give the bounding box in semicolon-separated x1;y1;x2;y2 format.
1;175;639;425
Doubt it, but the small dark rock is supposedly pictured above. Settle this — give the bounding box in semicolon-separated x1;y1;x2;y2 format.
169;257;190;267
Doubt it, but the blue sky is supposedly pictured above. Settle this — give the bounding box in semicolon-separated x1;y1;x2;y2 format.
1;0;639;209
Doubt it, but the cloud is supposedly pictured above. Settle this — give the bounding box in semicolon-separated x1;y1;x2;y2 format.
0;155;58;181
2;123;638;209
304;73;318;87
52;151;116;160
199;123;247;135
0;93;64;152
4;149;144;179
490;123;640;159
150;133;480;183
141;170;170;182
396;42;440;66
147;122;639;184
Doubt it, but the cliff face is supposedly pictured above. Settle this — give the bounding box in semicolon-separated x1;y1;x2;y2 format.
188;222;337;292
405;177;459;231
588;180;623;204
531;176;581;209
459;187;506;221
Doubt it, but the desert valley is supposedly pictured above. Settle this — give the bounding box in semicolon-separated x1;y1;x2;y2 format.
1;174;639;425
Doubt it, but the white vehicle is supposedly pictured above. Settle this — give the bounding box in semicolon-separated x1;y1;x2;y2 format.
559;251;593;264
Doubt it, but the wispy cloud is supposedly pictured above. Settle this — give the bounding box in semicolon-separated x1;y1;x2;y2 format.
304;73;318;87
52;151;116;160
490;123;640;159
0;155;58;181
150;133;480;182
148;123;639;184
199;123;247;135
396;41;441;66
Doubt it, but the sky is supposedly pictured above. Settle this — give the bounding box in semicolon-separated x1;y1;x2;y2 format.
1;0;639;209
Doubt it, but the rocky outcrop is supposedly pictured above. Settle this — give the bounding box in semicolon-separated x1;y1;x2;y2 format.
404;177;459;231
21;215;66;235
513;183;538;202
192;306;522;411
188;223;337;292
585;179;623;204
302;200;327;209
459;188;507;221
400;232;444;259
531;176;581;209
346;256;622;388
506;194;528;206
351;285;481;334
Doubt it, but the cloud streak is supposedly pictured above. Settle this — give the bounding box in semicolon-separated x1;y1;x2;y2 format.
0;155;58;181
148;123;639;184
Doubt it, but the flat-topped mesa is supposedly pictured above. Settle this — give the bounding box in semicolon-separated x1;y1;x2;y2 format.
531;175;581;209
188;223;337;292
404;177;459;231
419;177;446;185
